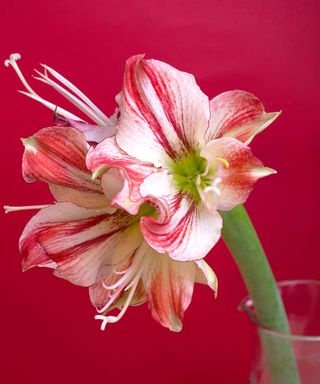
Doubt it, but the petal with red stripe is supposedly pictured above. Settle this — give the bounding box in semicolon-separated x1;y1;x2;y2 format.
201;137;276;211
87;136;155;214
19;202;142;287
142;249;197;332
207;90;280;144
116;55;210;166
22;126;107;208
140;172;222;261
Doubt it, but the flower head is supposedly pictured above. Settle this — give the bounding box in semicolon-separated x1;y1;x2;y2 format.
5;53;278;331
88;55;279;262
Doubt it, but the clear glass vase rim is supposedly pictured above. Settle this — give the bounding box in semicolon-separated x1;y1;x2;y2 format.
239;279;320;342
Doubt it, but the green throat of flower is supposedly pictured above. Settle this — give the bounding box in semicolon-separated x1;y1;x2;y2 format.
169;152;214;201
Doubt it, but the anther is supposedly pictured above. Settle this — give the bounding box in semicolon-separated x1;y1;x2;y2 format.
4;53;21;68
216;157;229;168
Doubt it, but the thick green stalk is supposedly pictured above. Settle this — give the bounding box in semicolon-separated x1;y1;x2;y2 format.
221;205;300;384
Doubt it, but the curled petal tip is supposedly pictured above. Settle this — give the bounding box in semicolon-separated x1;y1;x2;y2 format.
169;322;183;332
20;136;36;145
265;167;277;175
91;165;108;180
268;110;282;123
252;167;277;177
20;136;38;153
91;169;100;180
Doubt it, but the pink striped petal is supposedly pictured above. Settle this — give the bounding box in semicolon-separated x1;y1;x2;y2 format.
142;248;196;332
116;55;210;166
207;90;280;144
22;126;107;208
87;136;155;214
201;137;276;211
140;173;222;261
19;202;142;287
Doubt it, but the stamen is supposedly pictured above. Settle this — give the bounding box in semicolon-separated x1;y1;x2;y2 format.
216;157;229;168
4;54;36;96
97;242;149;315
101;260;139;291
34;69;108;126
112;267;129;275
4;53;83;122
204;186;221;196
212;177;222;187
40;64;110;124
101;244;145;292
199;162;210;177
95;277;141;331
4;204;51;214
19;91;82;121
204;177;222;196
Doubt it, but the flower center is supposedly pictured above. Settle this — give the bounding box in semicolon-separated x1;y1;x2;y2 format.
169;152;214;201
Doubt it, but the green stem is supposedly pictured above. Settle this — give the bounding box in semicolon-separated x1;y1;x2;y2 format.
221;205;300;384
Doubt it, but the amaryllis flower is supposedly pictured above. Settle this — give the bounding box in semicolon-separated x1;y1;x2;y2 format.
87;55;279;262
7;125;217;332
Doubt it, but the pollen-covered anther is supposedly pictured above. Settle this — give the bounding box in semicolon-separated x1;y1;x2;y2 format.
4;53;39;97
216;157;229;168
4;53;21;68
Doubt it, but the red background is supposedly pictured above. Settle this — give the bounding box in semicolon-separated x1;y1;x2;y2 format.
1;1;319;383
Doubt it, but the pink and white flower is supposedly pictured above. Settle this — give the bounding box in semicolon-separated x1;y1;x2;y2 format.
8;124;217;332
5;53;278;331
88;55;279;262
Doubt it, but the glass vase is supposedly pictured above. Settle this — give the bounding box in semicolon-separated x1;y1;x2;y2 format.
240;280;320;384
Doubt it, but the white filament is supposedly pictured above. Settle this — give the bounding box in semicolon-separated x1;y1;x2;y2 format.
4;53;111;125
34;69;108;125
4;204;51;213
40;64;110;124
94;242;150;330
95;276;141;331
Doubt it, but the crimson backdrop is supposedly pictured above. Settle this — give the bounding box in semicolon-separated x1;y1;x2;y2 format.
1;1;319;383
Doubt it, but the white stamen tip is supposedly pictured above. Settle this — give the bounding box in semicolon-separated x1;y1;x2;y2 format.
4;53;21;67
